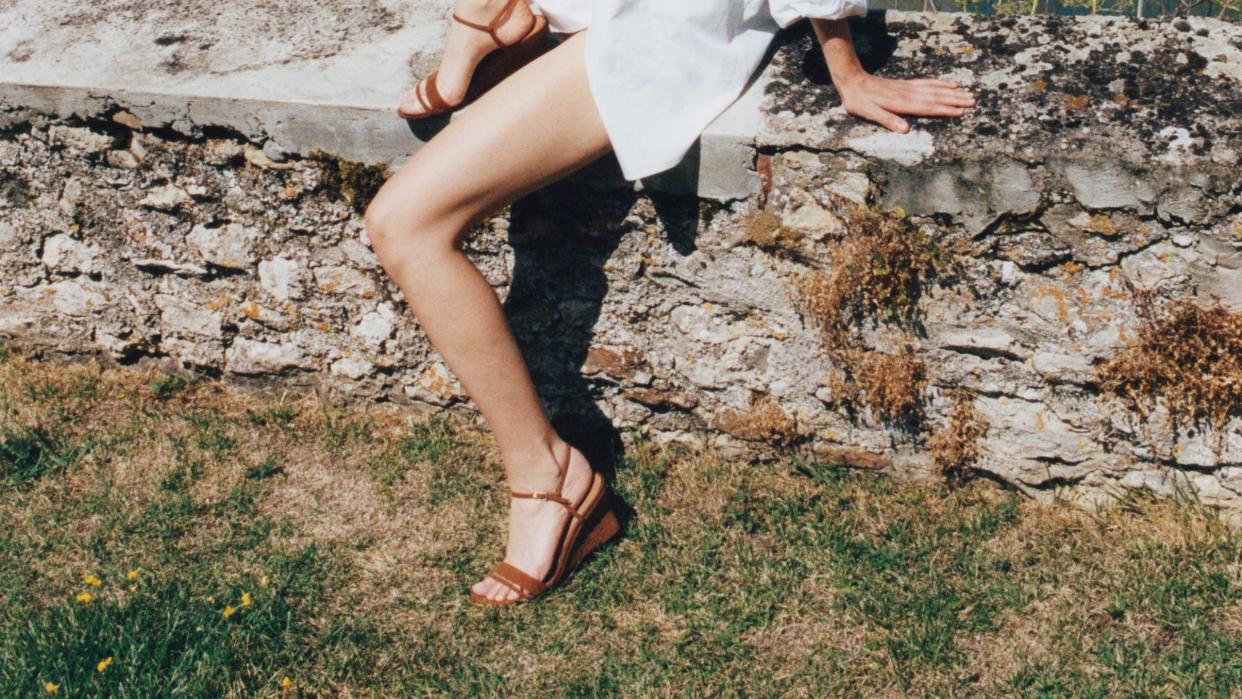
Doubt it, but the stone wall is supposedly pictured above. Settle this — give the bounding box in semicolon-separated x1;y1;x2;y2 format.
1;12;1240;518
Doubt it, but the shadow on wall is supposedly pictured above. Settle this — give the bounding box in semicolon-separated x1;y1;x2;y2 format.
503;173;702;483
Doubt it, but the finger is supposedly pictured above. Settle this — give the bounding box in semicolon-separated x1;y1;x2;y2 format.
934;91;978;107
881;96;968;117
876;93;948;116
915;86;976;105
885;85;973;107
914;78;965;90
932;84;976;96
924;104;968;117
908;103;970;117
865;105;910;133
907;88;977;111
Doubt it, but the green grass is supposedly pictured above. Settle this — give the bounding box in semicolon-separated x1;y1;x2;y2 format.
1;352;1240;696
0;423;92;486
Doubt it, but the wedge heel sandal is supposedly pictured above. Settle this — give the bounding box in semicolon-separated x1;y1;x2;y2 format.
469;458;621;606
398;0;551;119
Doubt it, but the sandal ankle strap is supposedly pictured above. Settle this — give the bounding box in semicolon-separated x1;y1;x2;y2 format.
509;489;584;519
451;0;526;49
509;443;584;517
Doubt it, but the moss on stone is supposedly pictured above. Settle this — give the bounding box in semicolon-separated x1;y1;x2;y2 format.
792;201;945;345
743;209;799;253
829;348;929;423
309;151;389;214
716;392;800;447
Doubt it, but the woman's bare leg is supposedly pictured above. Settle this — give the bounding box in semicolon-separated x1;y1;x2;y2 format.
365;30;612;603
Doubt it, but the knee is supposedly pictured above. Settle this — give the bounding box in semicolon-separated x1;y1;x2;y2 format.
362;193;412;255
363;184;461;261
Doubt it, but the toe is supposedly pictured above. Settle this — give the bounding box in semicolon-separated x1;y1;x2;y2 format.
398;77;448;118
470;577;489;598
473;576;515;604
397;84;425;117
480;577;502;600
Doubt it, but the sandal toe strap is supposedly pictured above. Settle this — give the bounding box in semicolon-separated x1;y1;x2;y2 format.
490;561;548;599
419;73;453;113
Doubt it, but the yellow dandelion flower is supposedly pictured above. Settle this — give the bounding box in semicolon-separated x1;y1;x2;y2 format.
241;591;252;608
259;575;270;589
42;681;59;693
82;574;102;587
96;656;113;673
74;593;93;604
126;569;139;581
222;605;236;618
281;677;293;690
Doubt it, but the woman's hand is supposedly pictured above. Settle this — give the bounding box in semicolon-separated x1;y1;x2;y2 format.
811;18;977;133
835;73;977;134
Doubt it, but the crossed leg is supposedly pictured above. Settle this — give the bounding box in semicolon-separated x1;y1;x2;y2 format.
365;30;613;603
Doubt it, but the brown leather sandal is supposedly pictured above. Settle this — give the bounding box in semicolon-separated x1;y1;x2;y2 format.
470;454;621;606
398;0;551;119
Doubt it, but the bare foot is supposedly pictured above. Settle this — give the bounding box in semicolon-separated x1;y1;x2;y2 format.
470;443;595;603
397;0;538;118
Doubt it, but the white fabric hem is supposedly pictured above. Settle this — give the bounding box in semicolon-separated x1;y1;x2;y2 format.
770;0;869;28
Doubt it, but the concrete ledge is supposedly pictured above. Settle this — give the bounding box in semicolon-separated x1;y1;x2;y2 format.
0;0;764;198
5;7;1239;198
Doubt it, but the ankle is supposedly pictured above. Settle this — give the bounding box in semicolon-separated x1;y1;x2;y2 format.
503;436;573;493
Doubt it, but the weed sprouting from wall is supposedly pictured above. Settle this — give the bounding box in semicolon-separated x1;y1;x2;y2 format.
1097;297;1242;437
791;200;950;422
929;390;989;482
828;349;929;423
716;393;801;447
793;203;946;346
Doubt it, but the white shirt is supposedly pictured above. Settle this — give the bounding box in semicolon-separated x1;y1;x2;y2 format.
530;0;868;180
